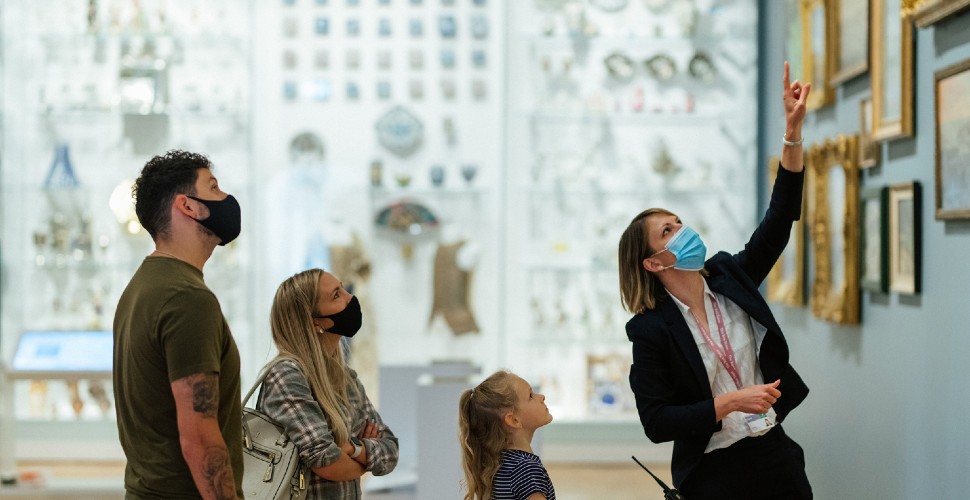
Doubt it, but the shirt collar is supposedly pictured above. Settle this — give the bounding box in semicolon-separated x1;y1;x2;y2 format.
667;279;716;315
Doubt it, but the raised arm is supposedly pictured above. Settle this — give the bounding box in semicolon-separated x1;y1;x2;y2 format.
781;60;810;173
732;61;812;283
172;372;237;500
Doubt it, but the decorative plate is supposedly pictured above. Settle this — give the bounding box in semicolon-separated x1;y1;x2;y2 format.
375;106;424;157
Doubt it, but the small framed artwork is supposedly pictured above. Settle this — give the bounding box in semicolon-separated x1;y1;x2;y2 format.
913;0;970;27
859;97;881;168
767;156;806;306
800;0;835;110
934;58;970;220
831;0;869;85
860;186;888;293
809;135;861;324
871;0;914;141
888;181;921;295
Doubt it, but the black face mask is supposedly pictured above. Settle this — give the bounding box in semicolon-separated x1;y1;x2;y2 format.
188;195;241;246
316;296;362;338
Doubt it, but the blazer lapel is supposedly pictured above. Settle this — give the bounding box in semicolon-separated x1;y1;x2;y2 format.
707;274;779;336
660;299;711;395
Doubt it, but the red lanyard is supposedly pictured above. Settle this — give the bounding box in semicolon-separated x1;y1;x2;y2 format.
690;295;743;390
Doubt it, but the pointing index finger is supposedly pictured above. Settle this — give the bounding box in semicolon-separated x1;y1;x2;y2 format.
783;61;791;95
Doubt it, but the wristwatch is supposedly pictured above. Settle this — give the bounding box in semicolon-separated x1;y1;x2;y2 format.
350;436;364;459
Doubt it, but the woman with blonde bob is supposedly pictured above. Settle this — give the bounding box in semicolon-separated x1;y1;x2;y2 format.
458;370;555;500
260;268;398;499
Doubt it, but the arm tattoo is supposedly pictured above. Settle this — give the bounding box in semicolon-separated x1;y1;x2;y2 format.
190;374;219;418
202;445;237;500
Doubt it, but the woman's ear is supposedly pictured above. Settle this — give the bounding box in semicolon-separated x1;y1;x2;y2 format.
642;256;665;273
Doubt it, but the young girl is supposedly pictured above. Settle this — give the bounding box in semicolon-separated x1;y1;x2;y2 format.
458;371;556;500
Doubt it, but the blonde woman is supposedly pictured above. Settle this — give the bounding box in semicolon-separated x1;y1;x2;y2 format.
260;269;398;499
458;371;555;500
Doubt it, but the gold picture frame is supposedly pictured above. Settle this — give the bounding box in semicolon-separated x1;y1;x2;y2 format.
809;135;861;324
911;0;970;27
934;57;970;220
859;96;881;168
767;156;806;306
871;0;914;142
801;0;836;110
831;0;870;85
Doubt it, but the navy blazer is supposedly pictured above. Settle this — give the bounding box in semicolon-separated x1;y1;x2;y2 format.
626;166;810;488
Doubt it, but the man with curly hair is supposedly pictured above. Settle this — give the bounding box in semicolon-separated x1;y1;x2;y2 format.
113;150;244;499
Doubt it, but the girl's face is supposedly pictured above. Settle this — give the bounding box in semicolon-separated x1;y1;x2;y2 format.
511;376;553;430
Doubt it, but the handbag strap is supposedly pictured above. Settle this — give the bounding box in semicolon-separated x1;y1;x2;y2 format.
242;357;293;408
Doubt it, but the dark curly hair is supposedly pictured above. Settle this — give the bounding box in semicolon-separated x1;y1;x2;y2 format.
133;150;212;240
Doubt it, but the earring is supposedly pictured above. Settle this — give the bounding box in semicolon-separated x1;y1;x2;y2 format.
317;327;324;334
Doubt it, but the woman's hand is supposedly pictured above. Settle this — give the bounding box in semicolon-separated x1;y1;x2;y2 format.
715;380;781;420
358;420;382;439
782;61;811;138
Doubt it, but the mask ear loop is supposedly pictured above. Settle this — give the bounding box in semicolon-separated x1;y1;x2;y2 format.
647;247;672;272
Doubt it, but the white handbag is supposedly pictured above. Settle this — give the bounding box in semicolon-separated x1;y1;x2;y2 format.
241;359;308;500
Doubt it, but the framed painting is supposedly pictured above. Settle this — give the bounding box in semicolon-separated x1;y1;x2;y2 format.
859;96;881;168
860;186;888;293
809;135;861;324
801;0;836;110
831;0;870;84
871;0;914;141
888;181;921;294
912;0;970;27
786;0;805;81
767;156;806;306
934;58;970;220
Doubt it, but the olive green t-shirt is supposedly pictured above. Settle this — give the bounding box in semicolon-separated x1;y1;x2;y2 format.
113;257;243;499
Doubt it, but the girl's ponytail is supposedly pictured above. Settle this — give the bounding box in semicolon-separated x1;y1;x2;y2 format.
457;371;519;500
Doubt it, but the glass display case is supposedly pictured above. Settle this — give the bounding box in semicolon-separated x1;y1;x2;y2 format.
0;0;254;456
504;0;760;422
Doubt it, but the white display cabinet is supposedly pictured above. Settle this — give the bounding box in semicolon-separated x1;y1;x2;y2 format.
0;0;254;460
504;0;759;426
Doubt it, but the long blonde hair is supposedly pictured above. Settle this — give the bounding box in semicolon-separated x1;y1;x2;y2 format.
270;268;352;444
458;370;519;500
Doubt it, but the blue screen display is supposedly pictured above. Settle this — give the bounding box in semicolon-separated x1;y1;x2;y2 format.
12;330;113;372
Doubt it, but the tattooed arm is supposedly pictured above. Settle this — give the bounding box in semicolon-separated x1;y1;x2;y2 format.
172;372;238;500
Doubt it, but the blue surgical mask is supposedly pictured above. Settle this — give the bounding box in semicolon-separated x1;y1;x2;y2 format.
651;225;707;271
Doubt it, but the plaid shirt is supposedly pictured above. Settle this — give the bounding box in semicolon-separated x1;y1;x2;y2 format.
261;360;399;500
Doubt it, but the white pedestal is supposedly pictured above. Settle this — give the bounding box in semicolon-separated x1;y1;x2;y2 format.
416;375;473;500
1;364;17;484
367;361;479;495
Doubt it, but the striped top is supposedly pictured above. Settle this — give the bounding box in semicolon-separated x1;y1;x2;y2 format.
491;449;556;500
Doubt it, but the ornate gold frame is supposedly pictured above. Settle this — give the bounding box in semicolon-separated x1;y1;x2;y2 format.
859;96;881;168
808;135;861;324
767;156;806;306
911;0;970;27
871;0;914;141
830;0;870;85
801;0;836;110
